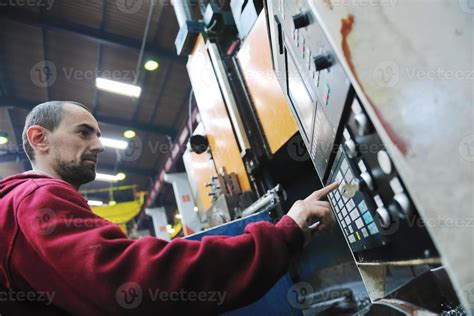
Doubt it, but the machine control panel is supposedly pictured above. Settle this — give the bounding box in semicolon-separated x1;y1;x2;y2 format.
325;97;438;261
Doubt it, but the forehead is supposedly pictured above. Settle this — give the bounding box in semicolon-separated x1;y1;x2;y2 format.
59;103;100;131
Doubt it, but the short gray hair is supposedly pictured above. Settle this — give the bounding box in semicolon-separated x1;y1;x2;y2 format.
22;101;90;161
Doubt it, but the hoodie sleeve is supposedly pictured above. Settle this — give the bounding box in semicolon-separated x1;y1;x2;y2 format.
15;183;304;315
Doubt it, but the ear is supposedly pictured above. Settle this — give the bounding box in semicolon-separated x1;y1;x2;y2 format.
27;125;49;156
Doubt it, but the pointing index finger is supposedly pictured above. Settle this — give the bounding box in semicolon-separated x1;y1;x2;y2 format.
307;182;339;201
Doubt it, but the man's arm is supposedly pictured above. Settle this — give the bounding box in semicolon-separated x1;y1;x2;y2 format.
14;183;335;315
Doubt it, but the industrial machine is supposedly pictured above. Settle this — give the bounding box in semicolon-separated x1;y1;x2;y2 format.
171;0;473;314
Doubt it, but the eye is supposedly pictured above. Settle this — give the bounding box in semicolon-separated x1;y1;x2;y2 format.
79;130;90;137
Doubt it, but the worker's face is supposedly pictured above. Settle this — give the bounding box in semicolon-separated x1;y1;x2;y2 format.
47;103;104;186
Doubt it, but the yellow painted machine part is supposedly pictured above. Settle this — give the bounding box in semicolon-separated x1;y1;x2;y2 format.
237;13;298;154
91;192;145;235
187;35;251;191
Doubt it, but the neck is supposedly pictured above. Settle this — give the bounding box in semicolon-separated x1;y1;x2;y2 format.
30;164;80;190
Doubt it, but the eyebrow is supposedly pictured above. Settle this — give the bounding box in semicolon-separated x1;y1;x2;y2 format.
75;124;102;137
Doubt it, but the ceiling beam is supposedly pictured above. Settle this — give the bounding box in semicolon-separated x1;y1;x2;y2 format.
0;96;178;137
0;7;185;63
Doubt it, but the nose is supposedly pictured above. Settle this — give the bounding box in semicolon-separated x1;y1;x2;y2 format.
91;137;105;154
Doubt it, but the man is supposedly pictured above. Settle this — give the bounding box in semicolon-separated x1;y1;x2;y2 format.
0;101;337;315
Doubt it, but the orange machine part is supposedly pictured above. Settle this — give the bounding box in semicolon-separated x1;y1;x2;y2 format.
187;35;251;192
237;13;298;154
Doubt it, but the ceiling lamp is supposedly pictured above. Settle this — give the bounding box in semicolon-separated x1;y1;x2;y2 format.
88;200;104;206
100;137;128;150
144;60;159;71
95;173;127;182
0;133;8;145
96;78;141;98
123;130;137;139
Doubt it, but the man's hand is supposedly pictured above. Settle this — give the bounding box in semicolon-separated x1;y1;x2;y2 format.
287;182;338;246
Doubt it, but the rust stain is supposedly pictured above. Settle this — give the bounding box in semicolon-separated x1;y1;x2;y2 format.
340;14;408;155
324;0;334;10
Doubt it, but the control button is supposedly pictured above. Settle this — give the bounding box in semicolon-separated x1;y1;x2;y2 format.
355;218;364;229
313;54;334;71
342;208;348;217
355;231;361;240
362;211;374;225
393;193;413;218
355;113;372;136
292;12;311;29
350;209;359;221
358;201;368;213
390;177;404;195
360;171;375;191
361;227;369;238
344;139;357;158
377;150;392;175
375;206;391;229
348;234;356;243
367;222;379;235
348;226;354;234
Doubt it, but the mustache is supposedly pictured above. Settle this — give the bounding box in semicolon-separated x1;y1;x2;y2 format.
81;154;98;162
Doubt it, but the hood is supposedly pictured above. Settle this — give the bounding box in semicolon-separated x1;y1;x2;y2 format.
0;173;54;198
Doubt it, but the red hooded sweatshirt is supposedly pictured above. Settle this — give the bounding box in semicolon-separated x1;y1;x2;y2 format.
0;173;304;315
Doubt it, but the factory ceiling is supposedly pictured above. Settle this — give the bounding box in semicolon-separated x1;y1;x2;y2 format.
0;0;196;207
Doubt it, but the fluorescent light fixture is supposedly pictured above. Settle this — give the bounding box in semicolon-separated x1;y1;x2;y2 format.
116;172;127;181
95;173;127;182
100;137;128;150
95;78;141;98
88;200;104;206
194;206;199;212
0;136;8;145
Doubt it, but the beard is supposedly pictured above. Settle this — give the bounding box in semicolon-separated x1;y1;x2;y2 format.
55;153;96;187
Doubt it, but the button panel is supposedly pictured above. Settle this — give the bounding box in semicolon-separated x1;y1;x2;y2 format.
327;146;385;252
